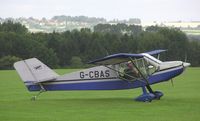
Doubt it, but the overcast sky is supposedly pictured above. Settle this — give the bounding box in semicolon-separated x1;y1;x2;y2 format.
0;0;199;21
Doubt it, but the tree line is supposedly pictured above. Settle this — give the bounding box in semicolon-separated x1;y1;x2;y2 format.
0;21;200;69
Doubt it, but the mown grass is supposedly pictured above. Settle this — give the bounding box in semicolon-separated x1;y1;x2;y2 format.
0;68;200;121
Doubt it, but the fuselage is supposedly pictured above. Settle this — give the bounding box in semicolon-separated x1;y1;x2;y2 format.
25;54;189;91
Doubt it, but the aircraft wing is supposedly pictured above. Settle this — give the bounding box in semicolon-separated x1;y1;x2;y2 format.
89;50;166;65
88;53;143;65
144;49;166;55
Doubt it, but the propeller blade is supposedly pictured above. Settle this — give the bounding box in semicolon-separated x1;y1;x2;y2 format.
171;79;174;87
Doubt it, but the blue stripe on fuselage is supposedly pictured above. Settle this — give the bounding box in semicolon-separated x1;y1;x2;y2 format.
25;66;184;91
149;66;184;84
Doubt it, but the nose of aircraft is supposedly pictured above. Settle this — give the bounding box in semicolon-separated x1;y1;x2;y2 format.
183;62;191;68
158;61;190;71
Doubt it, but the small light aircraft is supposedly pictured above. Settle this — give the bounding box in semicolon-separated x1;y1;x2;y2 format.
14;50;190;102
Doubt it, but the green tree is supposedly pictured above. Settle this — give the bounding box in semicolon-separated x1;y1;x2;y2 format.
0;21;200;69
0;55;21;69
0;20;28;34
70;56;83;68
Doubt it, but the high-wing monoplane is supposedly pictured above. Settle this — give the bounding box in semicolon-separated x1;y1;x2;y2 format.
14;50;190;102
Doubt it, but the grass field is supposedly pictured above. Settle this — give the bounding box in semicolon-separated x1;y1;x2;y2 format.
0;68;200;121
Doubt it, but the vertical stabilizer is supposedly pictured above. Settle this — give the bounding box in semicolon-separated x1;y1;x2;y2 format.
14;58;59;83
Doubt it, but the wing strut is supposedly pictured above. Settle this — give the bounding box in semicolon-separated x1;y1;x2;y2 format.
129;57;154;93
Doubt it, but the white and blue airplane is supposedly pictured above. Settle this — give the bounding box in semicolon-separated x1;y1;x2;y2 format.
14;50;190;102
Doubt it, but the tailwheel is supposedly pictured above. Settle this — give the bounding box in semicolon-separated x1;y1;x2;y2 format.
30;89;45;101
31;96;37;101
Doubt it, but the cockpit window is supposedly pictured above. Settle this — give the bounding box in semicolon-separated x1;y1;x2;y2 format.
117;58;156;80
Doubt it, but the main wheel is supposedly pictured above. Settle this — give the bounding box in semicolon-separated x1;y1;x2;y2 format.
144;98;152;102
154;91;163;100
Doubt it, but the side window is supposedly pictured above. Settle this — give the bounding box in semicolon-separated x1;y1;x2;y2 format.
117;58;156;80
117;62;139;80
118;63;126;77
147;65;156;75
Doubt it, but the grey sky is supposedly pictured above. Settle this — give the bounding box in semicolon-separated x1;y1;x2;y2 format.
0;0;199;21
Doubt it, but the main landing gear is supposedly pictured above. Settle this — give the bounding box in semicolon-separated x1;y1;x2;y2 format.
135;86;163;102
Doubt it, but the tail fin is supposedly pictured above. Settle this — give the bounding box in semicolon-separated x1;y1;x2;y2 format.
14;58;59;84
